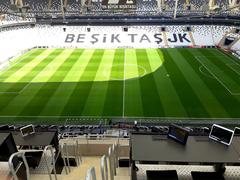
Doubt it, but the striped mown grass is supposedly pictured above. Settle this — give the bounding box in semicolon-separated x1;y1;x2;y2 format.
0;48;240;124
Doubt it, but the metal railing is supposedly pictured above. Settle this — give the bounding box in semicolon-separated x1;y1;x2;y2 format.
8;145;57;180
8;151;30;180
60;140;82;175
86;167;97;180
100;155;108;180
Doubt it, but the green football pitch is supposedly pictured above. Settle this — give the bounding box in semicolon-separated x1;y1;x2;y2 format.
0;48;240;124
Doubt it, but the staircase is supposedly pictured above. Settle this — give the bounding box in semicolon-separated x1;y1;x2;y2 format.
62;156;102;180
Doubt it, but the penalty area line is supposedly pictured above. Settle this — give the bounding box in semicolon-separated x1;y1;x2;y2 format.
195;56;240;96
226;64;240;76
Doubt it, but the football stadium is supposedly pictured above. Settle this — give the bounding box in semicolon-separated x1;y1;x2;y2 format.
0;0;240;179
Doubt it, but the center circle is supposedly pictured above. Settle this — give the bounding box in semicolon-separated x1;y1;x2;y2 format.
103;64;147;80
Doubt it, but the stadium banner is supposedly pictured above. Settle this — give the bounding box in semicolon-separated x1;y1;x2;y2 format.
64;32;192;48
101;0;136;9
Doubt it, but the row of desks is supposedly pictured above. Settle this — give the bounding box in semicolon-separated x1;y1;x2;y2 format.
130;134;240;180
0;131;58;147
11;131;58;147
0;131;59;170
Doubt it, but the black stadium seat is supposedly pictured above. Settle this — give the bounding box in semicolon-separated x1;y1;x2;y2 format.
147;170;179;180
191;171;225;180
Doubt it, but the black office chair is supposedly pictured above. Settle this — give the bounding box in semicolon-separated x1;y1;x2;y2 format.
191;171;225;180
146;170;179;180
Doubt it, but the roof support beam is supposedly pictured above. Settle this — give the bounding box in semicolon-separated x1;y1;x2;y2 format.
173;0;179;19
229;0;238;7
209;0;218;10
48;0;52;10
64;0;68;8
157;0;165;11
15;0;23;7
61;0;65;18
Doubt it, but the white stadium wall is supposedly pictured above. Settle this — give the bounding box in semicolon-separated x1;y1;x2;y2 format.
0;25;239;64
232;40;240;51
191;25;214;46
0;28;36;63
211;26;234;45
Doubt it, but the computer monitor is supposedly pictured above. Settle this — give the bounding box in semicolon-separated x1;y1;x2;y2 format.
20;124;35;137
234;127;240;136
209;124;234;146
167;124;189;145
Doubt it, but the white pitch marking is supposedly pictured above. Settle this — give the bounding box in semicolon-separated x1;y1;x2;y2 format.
226;64;240;76
102;64;147;81
195;56;240;95
122;49;126;119
0;115;239;120
0;49;36;76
